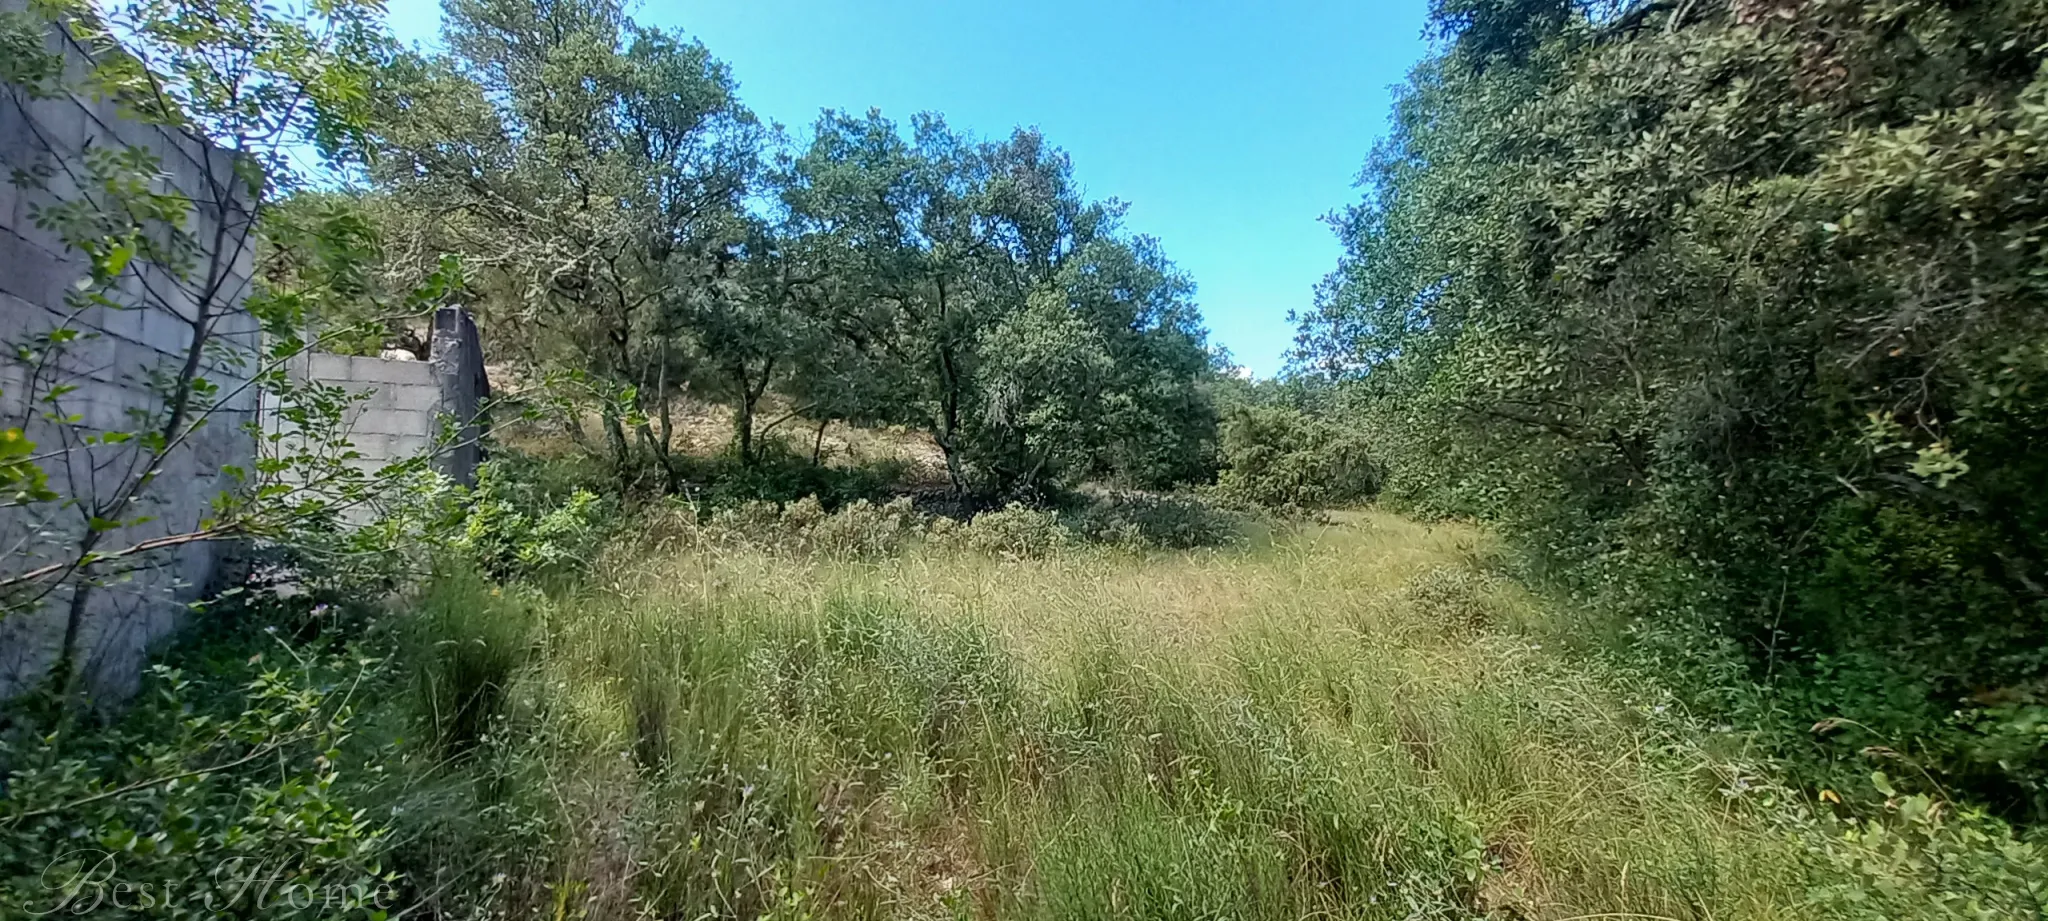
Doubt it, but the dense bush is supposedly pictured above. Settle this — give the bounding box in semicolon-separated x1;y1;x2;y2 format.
699;443;913;510
1215;403;1378;510
953;504;1077;559
0;620;400;919
635;487;1251;559
1071;492;1243;550
448;460;616;583
715;495;928;559
1294;0;2048;820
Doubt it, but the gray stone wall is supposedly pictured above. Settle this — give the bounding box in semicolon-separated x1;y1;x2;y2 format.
0;8;490;704
293;352;446;475
281;316;489;487
0;6;261;700
279;308;490;487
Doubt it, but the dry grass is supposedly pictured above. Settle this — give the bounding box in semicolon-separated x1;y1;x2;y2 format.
421;512;1822;920
491;394;954;487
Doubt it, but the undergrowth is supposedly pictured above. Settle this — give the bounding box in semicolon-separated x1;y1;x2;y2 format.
6;514;2043;919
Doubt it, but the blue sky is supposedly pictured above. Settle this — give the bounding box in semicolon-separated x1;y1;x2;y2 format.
385;1;1433;376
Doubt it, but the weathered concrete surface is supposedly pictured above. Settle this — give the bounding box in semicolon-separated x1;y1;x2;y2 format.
277;308;491;487
0;4;260;701
1;7;492;704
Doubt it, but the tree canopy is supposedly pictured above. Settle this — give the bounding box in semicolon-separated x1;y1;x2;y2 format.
1296;0;2048;819
355;0;1221;497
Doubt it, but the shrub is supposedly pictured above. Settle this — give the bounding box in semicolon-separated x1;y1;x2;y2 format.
449;461;615;583
1072;492;1242;550
801;497;925;559
1403;566;1499;635
660;495;929;560
1215;404;1378;510
702;442;910;509
955;504;1076;559
1801;775;2048;920
0;656;400;919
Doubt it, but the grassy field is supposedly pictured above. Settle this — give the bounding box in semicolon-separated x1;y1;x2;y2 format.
398;511;1854;920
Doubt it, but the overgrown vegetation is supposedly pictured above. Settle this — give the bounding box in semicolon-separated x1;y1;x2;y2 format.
1293;0;2048;826
7;0;2048;917
14;511;2047;918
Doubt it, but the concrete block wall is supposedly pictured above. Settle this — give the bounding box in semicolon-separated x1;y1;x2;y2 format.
1;6;490;703
0;4;262;700
276;325;491;477
296;352;446;475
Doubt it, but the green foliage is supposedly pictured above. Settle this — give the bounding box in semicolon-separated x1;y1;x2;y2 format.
694;495;928;560
1216;402;1379;510
0;651;398;919
788;497;926;559
699;441;911;509
1804;776;2048;920
954;504;1076;559
448;461;615;583
1297;0;2048;818
1071;492;1243;550
774;111;1222;498
402;568;538;757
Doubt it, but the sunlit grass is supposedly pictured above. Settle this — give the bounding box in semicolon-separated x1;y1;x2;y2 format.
417;513;1815;920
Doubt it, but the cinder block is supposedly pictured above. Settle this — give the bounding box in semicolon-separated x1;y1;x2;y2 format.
342;432;392;461
19;95;87;161
383;434;431;461
210;309;261;347
0;169;17;232
0;226;76;307
0;89;36;172
98;304;147;345
82;391;131;433
140;267;202;322
138;303;193;357
110;336;172;386
355;408;427;437
360;357;434;386
348;389;395;416
45;326;117;383
0;356;26;406
306;352;354;382
389;383;444;414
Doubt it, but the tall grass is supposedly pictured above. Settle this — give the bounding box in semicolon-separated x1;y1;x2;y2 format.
400;513;1835;919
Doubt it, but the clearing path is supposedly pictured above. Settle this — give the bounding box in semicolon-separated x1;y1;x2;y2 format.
455;512;1817;919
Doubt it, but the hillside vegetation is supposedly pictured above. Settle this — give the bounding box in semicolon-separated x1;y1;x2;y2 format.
4;0;2048;918
16;506;2045;918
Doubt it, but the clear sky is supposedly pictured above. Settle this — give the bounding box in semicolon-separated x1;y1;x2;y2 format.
383;0;1434;376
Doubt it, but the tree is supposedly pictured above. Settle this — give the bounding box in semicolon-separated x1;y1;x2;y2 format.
680;215;829;466
785;111;1220;496
1298;0;2048;816
369;0;759;485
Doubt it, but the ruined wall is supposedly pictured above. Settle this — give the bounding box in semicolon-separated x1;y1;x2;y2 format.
282;307;490;486
1;6;493;703
0;5;260;699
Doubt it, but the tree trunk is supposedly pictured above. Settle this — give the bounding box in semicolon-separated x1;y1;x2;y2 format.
53;576;95;708
933;278;967;495
811;418;831;465
734;380;756;465
602;403;631;483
